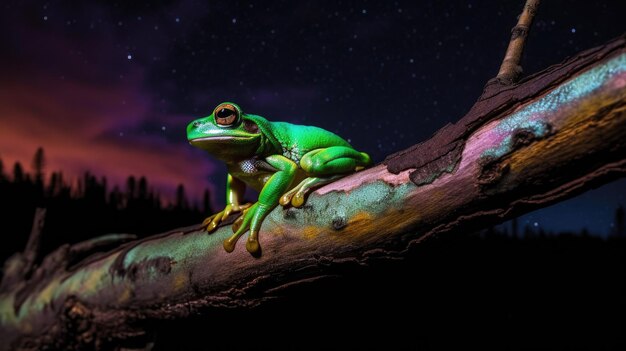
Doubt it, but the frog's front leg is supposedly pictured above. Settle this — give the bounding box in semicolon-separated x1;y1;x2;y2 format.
223;155;297;255
203;174;253;232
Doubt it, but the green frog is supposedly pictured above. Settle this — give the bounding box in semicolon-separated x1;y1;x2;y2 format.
187;102;371;255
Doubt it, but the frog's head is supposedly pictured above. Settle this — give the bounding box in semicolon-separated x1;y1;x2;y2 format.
187;102;266;161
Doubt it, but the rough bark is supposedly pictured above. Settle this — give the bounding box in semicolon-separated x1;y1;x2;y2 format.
1;35;626;350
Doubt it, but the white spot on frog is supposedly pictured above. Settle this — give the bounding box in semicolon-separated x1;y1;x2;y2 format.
282;143;301;163
238;159;258;174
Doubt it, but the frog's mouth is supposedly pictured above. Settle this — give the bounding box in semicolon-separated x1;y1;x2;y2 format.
189;136;254;144
189;135;261;158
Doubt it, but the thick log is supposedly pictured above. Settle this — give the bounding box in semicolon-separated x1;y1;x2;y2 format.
1;35;625;350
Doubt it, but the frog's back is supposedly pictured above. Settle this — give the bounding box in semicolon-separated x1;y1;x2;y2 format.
270;121;352;156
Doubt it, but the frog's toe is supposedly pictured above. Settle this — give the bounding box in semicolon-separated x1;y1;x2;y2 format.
291;192;307;208
203;214;220;232
245;238;260;255
223;234;240;253
202;215;214;227
280;180;308;207
223;226;248;252
246;230;261;255
208;215;223;232
280;187;302;206
279;193;294;206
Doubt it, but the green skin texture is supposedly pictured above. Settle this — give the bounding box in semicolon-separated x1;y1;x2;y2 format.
187;102;372;255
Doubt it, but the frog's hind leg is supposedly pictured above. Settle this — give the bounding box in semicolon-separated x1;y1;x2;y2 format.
282;146;371;208
302;146;371;175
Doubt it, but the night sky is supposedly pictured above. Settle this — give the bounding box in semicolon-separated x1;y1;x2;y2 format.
1;1;625;235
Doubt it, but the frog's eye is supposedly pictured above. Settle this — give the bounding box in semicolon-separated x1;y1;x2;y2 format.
213;103;240;127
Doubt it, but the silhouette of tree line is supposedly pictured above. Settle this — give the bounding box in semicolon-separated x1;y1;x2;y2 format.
489;205;626;239
0;147;212;261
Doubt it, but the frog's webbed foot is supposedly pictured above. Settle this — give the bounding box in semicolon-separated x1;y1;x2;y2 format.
202;203;253;232
223;203;261;254
280;175;343;208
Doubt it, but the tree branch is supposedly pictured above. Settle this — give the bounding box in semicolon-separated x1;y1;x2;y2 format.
1;35;626;350
496;0;541;84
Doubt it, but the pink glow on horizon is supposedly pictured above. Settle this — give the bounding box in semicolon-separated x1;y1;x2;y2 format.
0;68;216;204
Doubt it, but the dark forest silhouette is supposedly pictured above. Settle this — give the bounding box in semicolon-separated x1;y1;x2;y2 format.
0;147;211;261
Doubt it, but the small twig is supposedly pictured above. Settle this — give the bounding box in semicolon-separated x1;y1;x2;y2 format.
496;0;541;84
22;207;46;278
